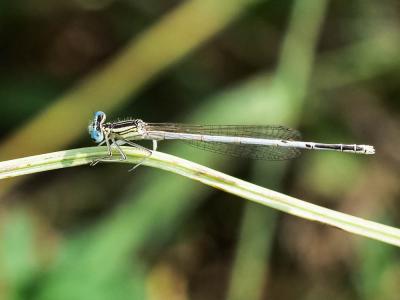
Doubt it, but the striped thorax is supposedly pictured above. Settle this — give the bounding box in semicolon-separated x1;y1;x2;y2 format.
104;118;147;140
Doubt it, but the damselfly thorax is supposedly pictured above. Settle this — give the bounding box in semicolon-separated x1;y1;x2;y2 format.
103;119;147;140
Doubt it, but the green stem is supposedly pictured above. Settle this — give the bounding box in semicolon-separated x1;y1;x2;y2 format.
1;147;400;247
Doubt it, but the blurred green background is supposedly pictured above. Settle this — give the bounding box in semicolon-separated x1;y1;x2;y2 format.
0;0;399;299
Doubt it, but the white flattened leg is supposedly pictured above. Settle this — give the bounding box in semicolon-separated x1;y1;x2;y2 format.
115;138;153;171
91;136;127;166
90;133;115;166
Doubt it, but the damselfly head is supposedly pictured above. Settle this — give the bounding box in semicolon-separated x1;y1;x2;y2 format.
88;111;106;143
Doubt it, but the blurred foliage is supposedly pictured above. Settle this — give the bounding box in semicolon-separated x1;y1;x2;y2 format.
0;0;400;299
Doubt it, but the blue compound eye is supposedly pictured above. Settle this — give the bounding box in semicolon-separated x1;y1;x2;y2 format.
90;128;104;143
95;111;106;123
88;111;107;143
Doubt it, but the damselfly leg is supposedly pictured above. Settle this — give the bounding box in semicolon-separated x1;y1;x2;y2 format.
90;135;153;171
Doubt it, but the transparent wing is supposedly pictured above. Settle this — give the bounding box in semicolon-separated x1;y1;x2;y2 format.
146;124;302;160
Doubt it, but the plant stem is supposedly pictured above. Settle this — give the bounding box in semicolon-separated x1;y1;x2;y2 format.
0;146;399;247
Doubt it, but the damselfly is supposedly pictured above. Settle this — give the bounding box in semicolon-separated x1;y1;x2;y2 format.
88;111;375;168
